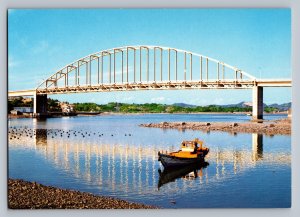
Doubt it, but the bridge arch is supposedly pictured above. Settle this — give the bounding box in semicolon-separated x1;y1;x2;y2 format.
36;45;257;94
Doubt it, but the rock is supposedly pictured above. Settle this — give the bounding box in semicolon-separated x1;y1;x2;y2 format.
232;123;238;127
161;122;168;126
138;119;290;135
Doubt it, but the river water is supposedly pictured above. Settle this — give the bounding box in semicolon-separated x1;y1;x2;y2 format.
8;114;291;208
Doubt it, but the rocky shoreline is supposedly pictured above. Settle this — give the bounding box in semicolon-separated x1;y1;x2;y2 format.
8;179;157;209
140;119;291;135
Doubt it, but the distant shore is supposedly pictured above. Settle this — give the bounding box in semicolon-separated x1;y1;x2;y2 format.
99;111;287;115
8;179;157;209
8;111;288;119
140;118;291;135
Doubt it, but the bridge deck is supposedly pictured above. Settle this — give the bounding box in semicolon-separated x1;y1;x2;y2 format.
8;79;291;96
8;90;36;97
35;79;291;95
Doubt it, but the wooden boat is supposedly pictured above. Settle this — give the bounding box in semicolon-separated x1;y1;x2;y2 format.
158;161;209;189
158;138;209;168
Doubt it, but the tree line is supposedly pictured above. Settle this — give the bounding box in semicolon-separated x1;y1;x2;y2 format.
8;97;61;113
8;97;279;114
73;102;278;113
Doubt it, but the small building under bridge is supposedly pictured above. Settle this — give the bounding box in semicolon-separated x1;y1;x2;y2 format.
12;107;33;114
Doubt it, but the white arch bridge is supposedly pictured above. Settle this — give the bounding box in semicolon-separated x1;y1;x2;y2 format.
8;45;291;119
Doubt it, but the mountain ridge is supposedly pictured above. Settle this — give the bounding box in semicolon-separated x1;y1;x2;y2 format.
172;102;291;111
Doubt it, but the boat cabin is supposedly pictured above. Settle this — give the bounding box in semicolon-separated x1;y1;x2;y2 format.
180;139;203;152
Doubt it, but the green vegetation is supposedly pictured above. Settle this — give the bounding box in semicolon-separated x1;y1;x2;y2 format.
8;97;33;113
8;97;61;113
73;102;254;113
47;98;62;112
264;106;279;113
7;97;283;114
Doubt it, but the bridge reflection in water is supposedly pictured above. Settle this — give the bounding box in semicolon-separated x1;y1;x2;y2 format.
9;129;290;192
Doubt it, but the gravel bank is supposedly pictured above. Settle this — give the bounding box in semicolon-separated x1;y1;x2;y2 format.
140;119;291;135
8;179;157;209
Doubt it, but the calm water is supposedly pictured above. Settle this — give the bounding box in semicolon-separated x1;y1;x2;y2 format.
8;114;291;208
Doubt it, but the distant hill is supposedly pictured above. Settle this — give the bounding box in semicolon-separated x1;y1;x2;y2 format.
268;102;291;111
172;103;197;108
173;101;291;111
218;101;266;108
218;102;253;108
223;102;291;111
219;101;291;111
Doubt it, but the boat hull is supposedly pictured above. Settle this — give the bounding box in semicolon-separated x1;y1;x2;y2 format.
158;152;206;168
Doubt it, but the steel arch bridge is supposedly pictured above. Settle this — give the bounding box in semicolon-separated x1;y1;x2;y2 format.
9;45;291;119
36;45;261;94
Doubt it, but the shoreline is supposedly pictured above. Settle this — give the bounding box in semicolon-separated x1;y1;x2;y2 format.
99;111;287;115
8;179;157;209
8;111;288;119
140;119;291;135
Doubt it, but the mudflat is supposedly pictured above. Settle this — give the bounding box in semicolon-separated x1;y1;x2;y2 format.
140;119;291;135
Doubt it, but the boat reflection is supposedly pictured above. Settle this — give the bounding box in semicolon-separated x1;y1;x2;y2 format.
158;161;209;190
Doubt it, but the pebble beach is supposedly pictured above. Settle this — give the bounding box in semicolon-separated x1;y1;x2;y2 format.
8;179;157;209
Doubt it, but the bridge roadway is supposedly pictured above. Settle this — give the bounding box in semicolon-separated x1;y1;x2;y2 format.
8;78;291;120
8;79;291;96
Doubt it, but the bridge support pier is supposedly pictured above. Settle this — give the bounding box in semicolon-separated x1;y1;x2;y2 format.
252;133;263;161
33;94;48;117
252;86;263;120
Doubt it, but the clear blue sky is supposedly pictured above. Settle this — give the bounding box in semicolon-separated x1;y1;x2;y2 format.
8;9;291;105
